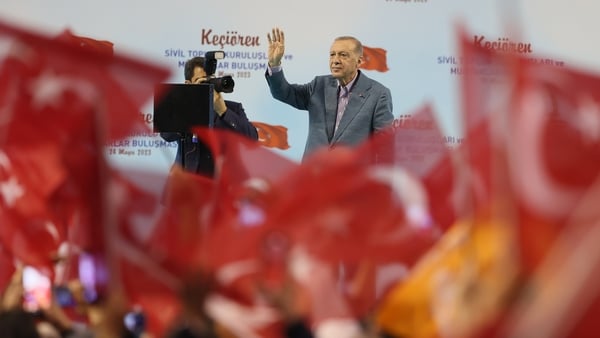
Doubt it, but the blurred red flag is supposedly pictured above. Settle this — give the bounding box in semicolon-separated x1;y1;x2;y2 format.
358;103;460;231
0;18;174;336
186;128;433;324
195;127;296;191
140;128;298;336
0;21;169;145
0;211;63;269
175;128;298;311
200;139;433;269
91;168;182;337
361;46;389;72
262;147;440;319
459;26;600;271
505;58;600;222
205;144;436;322
499;175;600;338
145;167;215;275
118;256;182;336
453;27;600;338
0;19;169;252
54;28;114;56
273;146;437;264
458;28;515;214
496;59;600;332
0;145;66;219
0;145;67;268
193;127;296;241
458;28;539;280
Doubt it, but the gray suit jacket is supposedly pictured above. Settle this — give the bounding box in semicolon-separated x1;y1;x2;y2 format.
266;69;393;160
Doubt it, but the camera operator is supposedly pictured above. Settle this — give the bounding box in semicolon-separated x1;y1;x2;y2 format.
160;56;258;177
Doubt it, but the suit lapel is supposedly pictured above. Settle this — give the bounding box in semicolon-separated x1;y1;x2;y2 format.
325;78;338;142
331;73;371;143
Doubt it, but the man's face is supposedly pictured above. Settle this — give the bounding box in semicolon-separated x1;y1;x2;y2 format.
187;66;207;84
329;39;362;85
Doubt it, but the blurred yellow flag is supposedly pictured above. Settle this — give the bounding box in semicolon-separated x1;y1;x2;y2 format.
375;217;519;338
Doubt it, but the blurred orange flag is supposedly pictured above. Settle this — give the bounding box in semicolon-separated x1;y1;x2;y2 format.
376;216;519;338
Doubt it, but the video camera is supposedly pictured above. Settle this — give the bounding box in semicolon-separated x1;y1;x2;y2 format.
203;51;235;93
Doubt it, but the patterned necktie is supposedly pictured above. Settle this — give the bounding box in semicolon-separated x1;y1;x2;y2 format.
335;86;350;133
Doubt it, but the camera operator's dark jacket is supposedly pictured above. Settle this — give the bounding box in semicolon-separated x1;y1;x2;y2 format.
160;100;258;177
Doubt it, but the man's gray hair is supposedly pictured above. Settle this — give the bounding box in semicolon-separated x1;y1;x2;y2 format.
334;36;363;56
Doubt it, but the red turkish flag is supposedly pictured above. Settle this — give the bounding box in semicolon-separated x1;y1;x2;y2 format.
505;62;600;222
510;68;600;272
251;121;291;150
361;46;389;72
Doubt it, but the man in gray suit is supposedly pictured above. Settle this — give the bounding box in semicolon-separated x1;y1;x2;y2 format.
265;27;394;161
